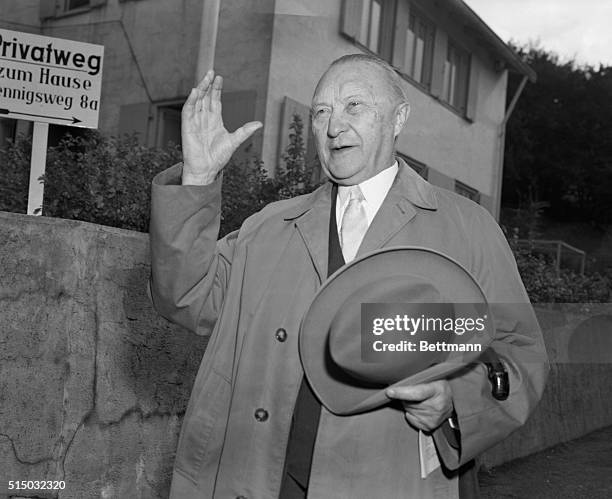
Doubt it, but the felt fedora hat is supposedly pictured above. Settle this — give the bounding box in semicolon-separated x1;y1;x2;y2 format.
298;246;494;416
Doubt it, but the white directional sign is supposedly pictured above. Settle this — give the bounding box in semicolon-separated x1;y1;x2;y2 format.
0;29;104;128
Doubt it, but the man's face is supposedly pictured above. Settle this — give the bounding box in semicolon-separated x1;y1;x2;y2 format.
311;61;406;185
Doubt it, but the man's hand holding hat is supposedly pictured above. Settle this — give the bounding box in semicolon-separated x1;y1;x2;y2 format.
386;381;454;432
299;246;494;416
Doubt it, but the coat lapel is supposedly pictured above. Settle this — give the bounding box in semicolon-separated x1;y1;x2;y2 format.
357;193;417;255
283;182;333;283
357;158;438;256
282;158;438;277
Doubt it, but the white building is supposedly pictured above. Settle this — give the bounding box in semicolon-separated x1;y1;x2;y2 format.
0;0;535;218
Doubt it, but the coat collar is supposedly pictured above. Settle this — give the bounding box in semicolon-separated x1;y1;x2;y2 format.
281;157;438;281
282;157;437;220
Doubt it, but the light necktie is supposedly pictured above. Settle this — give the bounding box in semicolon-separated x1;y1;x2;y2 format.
340;185;368;262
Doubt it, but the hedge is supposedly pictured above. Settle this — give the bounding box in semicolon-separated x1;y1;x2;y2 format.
0;118;608;303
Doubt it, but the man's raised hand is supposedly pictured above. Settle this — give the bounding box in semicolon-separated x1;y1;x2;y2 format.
181;70;263;185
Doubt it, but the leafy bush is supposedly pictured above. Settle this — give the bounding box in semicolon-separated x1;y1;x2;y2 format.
44;132;183;232
506;228;610;303
275;113;321;200
0;114;321;235
219;157;276;237
1;131;181;231
219;113;322;236
1;118;608;303
0;134;31;214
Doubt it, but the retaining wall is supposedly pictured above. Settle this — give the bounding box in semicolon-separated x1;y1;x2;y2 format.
0;212;207;499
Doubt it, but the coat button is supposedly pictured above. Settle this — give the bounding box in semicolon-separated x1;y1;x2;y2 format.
254;408;269;422
275;328;287;342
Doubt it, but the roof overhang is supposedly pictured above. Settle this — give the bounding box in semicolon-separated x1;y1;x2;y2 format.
446;0;537;82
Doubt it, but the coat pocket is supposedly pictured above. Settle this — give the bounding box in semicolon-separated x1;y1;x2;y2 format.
173;369;231;484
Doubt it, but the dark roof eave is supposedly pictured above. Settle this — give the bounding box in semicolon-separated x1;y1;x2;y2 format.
450;0;537;82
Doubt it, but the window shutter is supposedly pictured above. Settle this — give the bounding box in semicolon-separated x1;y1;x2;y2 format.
429;30;446;99
378;0;396;62
392;0;410;69
40;0;57;19
340;0;365;42
118;102;152;145
465;57;479;121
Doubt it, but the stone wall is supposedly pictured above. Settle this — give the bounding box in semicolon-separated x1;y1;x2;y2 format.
0;212;207;498
1;211;611;496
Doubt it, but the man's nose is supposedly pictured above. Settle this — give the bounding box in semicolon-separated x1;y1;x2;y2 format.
327;110;347;138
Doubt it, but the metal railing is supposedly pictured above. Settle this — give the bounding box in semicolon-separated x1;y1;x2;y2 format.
516;239;586;275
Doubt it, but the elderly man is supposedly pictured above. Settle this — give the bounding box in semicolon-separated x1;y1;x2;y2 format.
149;54;548;498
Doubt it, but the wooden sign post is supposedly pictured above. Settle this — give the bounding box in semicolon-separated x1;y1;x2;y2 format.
26;122;49;215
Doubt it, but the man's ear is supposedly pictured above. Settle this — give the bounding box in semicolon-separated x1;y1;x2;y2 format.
394;102;410;138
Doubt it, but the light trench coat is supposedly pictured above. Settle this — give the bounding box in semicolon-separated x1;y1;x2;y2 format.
149;159;548;499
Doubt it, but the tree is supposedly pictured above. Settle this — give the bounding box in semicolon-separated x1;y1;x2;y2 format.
503;45;612;228
275;113;321;199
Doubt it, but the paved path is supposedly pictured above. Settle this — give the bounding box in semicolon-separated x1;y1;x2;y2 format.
479;425;612;499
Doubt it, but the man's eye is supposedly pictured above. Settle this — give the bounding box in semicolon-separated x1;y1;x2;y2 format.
347;101;361;110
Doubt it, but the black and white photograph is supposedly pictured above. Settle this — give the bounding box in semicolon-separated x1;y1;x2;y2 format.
1;1;611;498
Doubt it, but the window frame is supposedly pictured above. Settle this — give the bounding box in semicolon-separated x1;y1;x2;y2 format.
359;0;382;54
442;38;471;115
401;7;436;91
43;0;105;19
154;102;183;148
340;0;475;122
454;180;481;204
64;0;90;11
348;0;397;62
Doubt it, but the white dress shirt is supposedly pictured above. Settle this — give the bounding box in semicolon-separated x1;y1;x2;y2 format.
335;161;399;234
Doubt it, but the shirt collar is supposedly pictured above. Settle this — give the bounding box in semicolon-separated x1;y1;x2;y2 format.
282;157;437;222
337;161;399;210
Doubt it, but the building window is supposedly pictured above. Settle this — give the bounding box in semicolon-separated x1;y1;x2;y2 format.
155;105;182;148
41;0;101;19
340;0;396;60
65;0;90;10
402;8;435;89
455;180;480;203
359;0;382;53
442;41;471;114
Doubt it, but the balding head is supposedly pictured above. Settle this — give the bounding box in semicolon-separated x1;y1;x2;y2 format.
310;53;410;185
314;53;408;108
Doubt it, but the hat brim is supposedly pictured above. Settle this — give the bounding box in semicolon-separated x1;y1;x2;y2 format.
298;246;494;416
